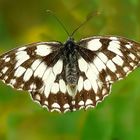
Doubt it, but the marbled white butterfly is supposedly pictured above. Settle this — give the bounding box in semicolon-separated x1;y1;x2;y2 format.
0;12;140;113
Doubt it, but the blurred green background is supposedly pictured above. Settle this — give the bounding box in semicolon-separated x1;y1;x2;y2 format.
0;0;140;140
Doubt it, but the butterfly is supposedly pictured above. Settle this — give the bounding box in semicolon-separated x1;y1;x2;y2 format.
0;35;140;113
0;11;140;113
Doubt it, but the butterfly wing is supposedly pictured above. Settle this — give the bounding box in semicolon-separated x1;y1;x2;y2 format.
0;41;62;88
0;42;66;105
75;36;140;109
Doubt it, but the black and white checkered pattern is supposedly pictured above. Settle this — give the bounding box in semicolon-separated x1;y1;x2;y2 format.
0;36;140;113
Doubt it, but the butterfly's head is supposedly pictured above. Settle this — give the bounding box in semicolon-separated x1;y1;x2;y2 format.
64;37;76;50
65;37;75;45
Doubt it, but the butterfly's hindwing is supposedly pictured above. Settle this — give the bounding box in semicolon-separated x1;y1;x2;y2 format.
77;56;111;109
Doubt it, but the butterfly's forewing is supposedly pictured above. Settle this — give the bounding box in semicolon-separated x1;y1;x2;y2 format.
76;36;140;107
0;41;62;88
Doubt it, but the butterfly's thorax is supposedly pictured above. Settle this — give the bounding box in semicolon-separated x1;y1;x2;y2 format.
63;39;79;85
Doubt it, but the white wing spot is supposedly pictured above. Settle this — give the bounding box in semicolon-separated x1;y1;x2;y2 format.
23;68;33;82
34;62;47;78
52;103;60;108
5;57;10;62
77;76;84;92
44;101;48;106
4;76;8;81
53;60;63;75
84;79;91;91
106;75;112;81
43;68;51;81
2;67;8;74
125;44;131;49
85;99;93;106
97;52;108;63
59;79;66;93
129;53;136;60
30;83;37;91
14;66;26;77
31;59;42;70
35;44;52;56
108;41;123;56
78;57;88;72
35;94;41;101
72;101;75;105
112;55;124;66
16;51;29;60
16;51;27;57
123;67;130;73
44;70;55;98
102;89;107;95
78;100;84;106
10;79;16;85
106;60;116;72
51;83;59;94
95;96;100;101
93;57;106;72
89;63;99;77
116;73;120;78
2;55;8;60
15;51;30;68
87;39;102;51
86;65;98;93
130;62;135;67
63;103;70;109
109;37;118;40
17;47;26;51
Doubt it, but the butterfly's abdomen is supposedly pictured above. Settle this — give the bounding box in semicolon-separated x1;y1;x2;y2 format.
63;40;79;85
65;61;78;85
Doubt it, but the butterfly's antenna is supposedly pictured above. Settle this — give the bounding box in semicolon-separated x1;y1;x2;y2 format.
46;10;70;37
70;11;100;37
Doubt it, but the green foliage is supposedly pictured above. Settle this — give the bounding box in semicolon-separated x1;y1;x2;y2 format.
0;0;140;140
